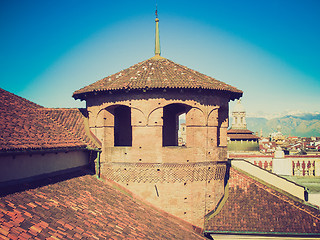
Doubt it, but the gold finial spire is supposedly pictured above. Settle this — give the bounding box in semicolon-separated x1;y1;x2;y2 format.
155;5;161;56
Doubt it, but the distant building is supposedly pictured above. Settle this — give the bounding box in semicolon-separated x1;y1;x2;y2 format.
178;122;186;146
270;125;286;145
227;100;259;152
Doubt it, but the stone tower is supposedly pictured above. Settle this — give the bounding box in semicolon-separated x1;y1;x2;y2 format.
231;99;246;129
228;100;260;152
73;14;242;227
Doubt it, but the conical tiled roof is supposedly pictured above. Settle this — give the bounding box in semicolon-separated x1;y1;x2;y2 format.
72;56;243;100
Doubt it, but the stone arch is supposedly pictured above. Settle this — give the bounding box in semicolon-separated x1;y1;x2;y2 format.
96;107;115;127
206;107;220;148
131;107;147;126
95;104;133;147
90;109;108;146
185;107;205;126
147;107;163;126
87;110;95;128
162;103;192;146
207;107;219;127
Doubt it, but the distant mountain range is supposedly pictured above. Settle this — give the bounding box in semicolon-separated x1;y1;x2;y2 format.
246;113;320;137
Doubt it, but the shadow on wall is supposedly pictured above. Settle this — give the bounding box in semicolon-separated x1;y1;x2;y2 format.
0;167;95;197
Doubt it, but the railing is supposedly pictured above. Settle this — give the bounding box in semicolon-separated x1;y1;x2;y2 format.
252;159;316;176
292;160;315;176
253;159;272;172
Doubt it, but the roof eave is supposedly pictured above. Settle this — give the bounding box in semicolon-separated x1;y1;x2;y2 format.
204;230;320;238
0;145;90;156
73;87;243;101
230;91;243;101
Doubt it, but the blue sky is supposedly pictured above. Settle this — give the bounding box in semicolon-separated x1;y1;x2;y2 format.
1;0;319;118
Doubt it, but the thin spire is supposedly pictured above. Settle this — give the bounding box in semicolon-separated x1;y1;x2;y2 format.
155;5;161;56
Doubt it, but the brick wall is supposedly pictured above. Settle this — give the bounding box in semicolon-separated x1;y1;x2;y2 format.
101;161;227;227
87;89;230;228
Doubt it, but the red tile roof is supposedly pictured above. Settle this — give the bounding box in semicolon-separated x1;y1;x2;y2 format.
227;129;260;140
73;57;243;101
0;88;99;153
205;168;320;236
0;171;205;240
228;134;260;140
43;108;101;150
0;88;42;110
227;129;255;134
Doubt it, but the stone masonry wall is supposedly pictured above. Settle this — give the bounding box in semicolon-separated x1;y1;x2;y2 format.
86;90;230;227
87;90;229;163
101;161;227;227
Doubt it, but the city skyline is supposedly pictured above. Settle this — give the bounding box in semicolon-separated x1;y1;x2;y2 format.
1;0;320;117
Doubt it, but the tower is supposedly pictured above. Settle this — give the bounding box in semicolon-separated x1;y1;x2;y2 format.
73;12;242;227
231;99;246;129
227;99;260;152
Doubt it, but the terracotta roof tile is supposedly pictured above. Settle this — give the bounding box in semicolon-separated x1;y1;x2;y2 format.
0;88;42;110
205;168;320;235
73;57;243;100
227;129;254;134
0;88;96;153
0;172;205;239
42;108;101;149
228;134;260;140
227;129;260;140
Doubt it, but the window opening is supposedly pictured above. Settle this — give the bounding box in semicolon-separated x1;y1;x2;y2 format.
114;105;132;146
163;104;187;146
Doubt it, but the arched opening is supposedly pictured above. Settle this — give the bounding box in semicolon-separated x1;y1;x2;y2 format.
114;105;132;146
162;104;188;146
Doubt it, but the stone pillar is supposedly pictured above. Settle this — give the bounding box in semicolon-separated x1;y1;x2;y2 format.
315;160;320;176
186;107;206;148
273;147;291;175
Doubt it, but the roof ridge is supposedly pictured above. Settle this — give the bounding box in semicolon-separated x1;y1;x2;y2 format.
0;88;43;109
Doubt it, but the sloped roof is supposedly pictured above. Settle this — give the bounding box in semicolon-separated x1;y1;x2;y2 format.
205;168;320;236
43;108;101;150
0;171;205;240
0;88;98;153
73;56;243;101
227;129;260;140
0;88;42;110
228;129;254;134
228;134;260;140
